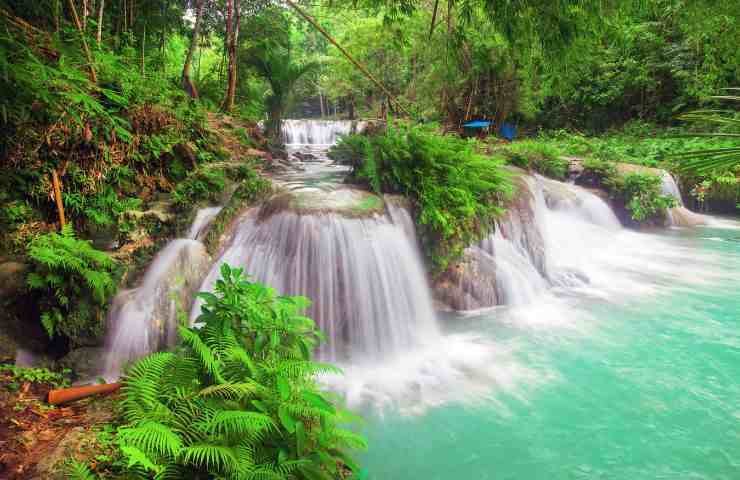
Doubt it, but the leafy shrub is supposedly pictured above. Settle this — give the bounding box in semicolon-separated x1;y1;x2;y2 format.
606;172;677;222
504;141;569;180
0;364;70;389
26;225;117;342
172;168;228;209
118;264;365;479
327;134;370;168
337;123;513;273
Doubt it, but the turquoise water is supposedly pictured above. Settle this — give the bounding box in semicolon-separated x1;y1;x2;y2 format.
360;225;740;479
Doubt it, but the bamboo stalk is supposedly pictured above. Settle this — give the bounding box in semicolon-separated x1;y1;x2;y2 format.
51;169;66;229
96;0;104;47
66;0;98;83
284;0;412;118
48;382;121;405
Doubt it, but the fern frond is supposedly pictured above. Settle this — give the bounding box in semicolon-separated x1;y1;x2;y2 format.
118;421;183;458
180;444;238;473
207;410;275;437
197;382;264;400
65;460;97;480
179;326;224;383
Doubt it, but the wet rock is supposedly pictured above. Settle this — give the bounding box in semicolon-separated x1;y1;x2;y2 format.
0;261;28;298
58;347;107;381
259;188;385;219
668;206;707;227
433;247;499;310
498;175;548;276
173;142;198;168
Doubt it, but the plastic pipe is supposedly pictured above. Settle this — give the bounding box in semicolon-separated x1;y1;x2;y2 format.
47;382;121;405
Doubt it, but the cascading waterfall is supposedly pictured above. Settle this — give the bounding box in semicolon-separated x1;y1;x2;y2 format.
281;119;366;145
187;206;223;241
660;171;684;207
192;197;440;362
659;171;708;227
102;207;218;378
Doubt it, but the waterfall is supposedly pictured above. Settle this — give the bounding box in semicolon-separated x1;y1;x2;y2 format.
445;174;628;310
659;171;709;227
103;206;222;378
281;119;365;145
187;206;222;241
192;196;440;362
660;171;684;207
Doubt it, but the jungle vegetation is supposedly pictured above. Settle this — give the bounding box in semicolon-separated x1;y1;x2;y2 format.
0;0;737;478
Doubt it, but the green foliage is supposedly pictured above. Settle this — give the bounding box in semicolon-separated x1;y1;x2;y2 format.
503;141;569;180
117;264;365;479
674;90;740;173
327;134;370;168
0;363;70;389
202;167;272;253
26;225;117;342
243;10;320;139
580;159;677;223
606;172;677;222
64;460;98;480
338;122;513;272
172;167;227;210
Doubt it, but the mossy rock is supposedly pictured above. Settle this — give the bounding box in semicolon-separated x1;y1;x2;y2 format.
260;188;386;220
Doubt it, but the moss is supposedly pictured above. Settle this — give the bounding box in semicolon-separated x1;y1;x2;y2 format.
203;175;272;254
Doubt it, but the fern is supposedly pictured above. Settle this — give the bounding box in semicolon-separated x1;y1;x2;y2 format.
65;460;98;480
26;224;117;343
117;264;366;479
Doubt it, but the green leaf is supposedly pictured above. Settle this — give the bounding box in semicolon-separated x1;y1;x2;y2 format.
277;376;290;401
278;404;297;433
302;391;336;415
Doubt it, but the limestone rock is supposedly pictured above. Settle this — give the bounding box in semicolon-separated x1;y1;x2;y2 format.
433;247;499;310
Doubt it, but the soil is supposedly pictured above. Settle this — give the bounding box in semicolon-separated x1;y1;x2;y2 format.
0;374;119;479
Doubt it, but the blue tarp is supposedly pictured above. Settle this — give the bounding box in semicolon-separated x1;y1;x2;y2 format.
500;122;517;141
462;120;492;128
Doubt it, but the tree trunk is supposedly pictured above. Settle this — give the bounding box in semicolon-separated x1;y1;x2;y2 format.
67;0;98;83
182;0;204;98
221;0;239;111
82;0;88;31
319;91;325;118
140;21;145;76
267;105;282;141
220;0;234;110
96;0;104;46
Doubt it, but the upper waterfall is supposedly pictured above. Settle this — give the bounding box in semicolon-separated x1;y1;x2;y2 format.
281;119;365;145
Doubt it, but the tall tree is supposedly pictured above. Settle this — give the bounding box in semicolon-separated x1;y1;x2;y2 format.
221;0;240;111
182;0;205;98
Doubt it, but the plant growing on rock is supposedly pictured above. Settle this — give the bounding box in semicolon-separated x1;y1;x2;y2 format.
117;264;366;479
607;172;677;222
26;225;117;343
336;122;513;273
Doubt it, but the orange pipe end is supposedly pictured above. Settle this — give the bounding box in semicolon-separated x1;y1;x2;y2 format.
47;382;122;405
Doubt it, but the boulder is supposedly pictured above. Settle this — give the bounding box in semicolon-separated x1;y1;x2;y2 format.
433;247;499;311
0;261;27;299
58;346;107;381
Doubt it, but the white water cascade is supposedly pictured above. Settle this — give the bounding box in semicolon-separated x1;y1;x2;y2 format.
659;171;709;227
102;207;218;378
281;119;366;146
192;198;440;362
